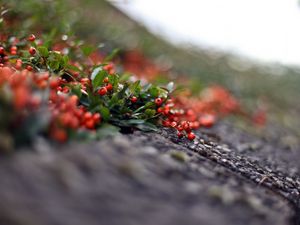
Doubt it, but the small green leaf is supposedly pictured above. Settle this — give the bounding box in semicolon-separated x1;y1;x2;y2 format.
96;124;120;139
91;66;102;80
108;93;119;108
71;84;82;98
145;109;156;117
108;74;119;88
136;122;158;132
130;80;141;94
37;46;49;57
149;86;159;97
119;73;131;82
48;60;60;70
66;64;81;72
103;48;119;62
145;102;155;108
166;81;175;92
62;55;69;67
99;107;110;121
92;70;107;89
81;45;95;56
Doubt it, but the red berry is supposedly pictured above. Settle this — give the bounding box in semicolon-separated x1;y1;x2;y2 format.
11;46;17;52
182;121;190;131
93;113;101;123
26;65;33;71
177;131;184;138
0;47;4;54
85;119;95;129
199;114;215;128
106;83;113;91
130;96;138;103
84;112;93;121
15;59;22;70
155;97;163;106
29;47;36;55
162;120;170;127
28;34;36;42
49;77;60;89
51;128;67;142
98;87;107;96
62;86;69;93
10;46;17;55
80;78;90;84
187;132;196;141
177;125;184;131
170;121;177;127
103;77;109;83
157;107;163;113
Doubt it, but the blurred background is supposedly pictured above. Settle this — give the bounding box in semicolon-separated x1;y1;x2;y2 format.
4;0;300;135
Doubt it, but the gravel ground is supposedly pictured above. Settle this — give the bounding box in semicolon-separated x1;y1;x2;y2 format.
0;121;299;225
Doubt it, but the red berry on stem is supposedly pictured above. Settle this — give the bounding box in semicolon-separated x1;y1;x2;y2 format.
155;97;163;106
85;119;95;129
162;120;170;127
98;87;107;96
29;47;36;55
199;114;215;128
103;77;109;83
157;107;163;113
170;121;177;127
26;65;33;71
177;125;183;132
15;59;22;70
106;83;113;91
130;96;138;103
10;46;17;55
187;132;196;141
93;113;101;123
28;34;36;42
177;131;184;138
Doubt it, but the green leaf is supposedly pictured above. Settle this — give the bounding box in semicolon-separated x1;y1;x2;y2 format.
103;48;119;62
145;101;155;108
91;66;102;80
66;64;81;72
48;60;60;71
117;83;129;99
92;70;108;89
157;87;169;98
166;81;175;92
108;74;119;88
62;55;69;67
71;84;82;98
37;46;49;57
145;109;156;117
136;122;158;132
81;45;95;56
108;93;119;108
99;107;110;121
149;86;159;97
129;80;141;94
96;124;120;139
133;102;155;113
119;73;131;82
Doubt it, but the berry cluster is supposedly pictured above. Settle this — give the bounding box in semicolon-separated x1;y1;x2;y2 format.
0;3;244;149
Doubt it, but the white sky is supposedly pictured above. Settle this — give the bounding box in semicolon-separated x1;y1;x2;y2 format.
112;0;300;66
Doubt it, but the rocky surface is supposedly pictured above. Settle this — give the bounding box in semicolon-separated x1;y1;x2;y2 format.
0;122;299;225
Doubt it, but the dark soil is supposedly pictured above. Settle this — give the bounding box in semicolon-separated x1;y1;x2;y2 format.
0;121;299;225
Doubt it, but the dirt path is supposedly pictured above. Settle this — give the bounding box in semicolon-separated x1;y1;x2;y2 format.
0;122;299;225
